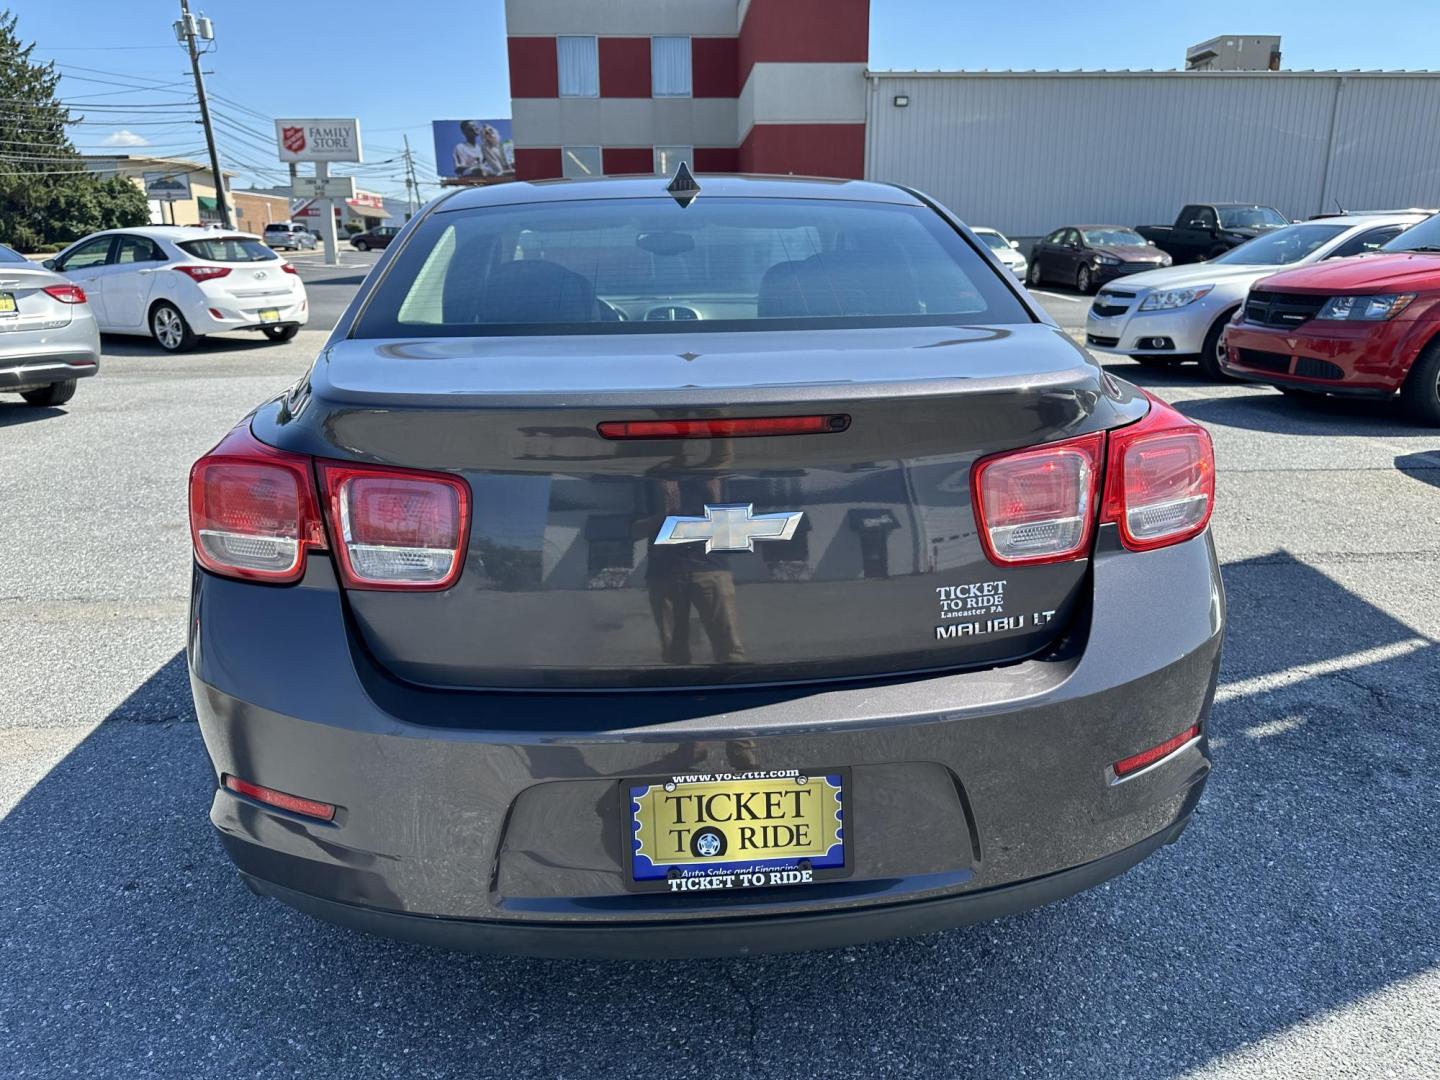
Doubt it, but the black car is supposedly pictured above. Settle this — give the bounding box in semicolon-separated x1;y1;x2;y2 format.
348;225;398;251
1027;225;1173;294
187;174;1223;958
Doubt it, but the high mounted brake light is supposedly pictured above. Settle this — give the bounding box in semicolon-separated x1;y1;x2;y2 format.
972;433;1103;566
1100;394;1215;552
598;415;850;440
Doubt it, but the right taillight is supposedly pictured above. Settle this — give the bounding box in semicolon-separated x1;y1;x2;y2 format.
1101;393;1215;552
317;463;470;590
973;433;1103;565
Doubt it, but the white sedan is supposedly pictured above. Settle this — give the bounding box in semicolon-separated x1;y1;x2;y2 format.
1083;212;1425;379
43;226;308;352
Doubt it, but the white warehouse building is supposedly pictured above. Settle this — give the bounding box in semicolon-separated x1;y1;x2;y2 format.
863;70;1440;243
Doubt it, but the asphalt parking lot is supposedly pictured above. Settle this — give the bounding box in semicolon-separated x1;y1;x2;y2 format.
1;293;1438;1078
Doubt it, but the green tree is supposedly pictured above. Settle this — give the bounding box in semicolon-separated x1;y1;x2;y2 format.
0;9;150;249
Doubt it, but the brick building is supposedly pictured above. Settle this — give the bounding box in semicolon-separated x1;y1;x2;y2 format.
504;0;868;181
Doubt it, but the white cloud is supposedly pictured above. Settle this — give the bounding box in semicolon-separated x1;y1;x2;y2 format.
101;129;150;147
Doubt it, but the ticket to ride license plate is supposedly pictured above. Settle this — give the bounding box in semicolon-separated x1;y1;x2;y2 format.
0;293;16;314
258;308;280;323
626;769;848;893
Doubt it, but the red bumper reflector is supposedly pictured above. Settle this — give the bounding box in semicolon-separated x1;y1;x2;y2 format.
223;775;335;821
598;414;849;440
1113;725;1201;778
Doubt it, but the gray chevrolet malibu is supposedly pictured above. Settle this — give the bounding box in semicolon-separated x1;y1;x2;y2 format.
187;173;1223;958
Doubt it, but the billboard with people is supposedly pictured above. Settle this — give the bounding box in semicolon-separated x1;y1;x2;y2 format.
431;119;514;180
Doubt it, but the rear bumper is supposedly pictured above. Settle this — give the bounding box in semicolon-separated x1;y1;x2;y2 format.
189;527;1224;957
239;817;1193;959
0;352;99;389
187;294;308;334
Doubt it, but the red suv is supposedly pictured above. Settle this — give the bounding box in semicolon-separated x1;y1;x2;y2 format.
1223;211;1440;424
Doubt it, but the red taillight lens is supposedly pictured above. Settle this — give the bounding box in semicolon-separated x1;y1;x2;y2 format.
223;775;335;821
175;264;231;282
188;426;326;583
597;415;850;440
1101;394;1215;552
972;433;1103;565
318;463;470;590
282;263;298;275
42;284;87;304
1113;724;1201;778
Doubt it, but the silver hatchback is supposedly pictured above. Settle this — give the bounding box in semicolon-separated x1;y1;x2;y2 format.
0;244;100;408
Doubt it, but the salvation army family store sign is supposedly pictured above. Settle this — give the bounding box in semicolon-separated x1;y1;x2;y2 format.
274;118;363;163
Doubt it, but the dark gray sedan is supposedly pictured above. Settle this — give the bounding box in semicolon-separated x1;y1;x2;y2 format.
0;243;100;407
1027;225;1173;294
187;174;1222;958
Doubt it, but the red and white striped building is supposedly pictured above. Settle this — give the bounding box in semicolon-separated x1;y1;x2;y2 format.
504;0;869;181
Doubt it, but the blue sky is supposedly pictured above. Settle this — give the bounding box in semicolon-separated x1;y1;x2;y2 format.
16;1;1440;198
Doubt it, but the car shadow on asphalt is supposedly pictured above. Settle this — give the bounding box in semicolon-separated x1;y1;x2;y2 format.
1;553;1437;1077
0;402;66;427
1171;388;1435;436
1100;359;1207;389
1393;450;1440;489
99;334;296;358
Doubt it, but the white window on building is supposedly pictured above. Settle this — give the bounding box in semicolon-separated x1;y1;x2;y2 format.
562;146;603;179
653;145;694;176
651;36;692;97
557;36;599;97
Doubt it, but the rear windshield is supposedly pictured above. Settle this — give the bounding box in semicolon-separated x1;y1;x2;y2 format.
1383;211;1440;253
1211;223;1347;265
1081;228;1145;247
263;224;291;232
0;243;27;263
1218;206;1287;230
352;197;1031;337
177;237;278;263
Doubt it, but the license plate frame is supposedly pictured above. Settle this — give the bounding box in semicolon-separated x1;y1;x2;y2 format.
258;307;280;323
0;292;16;315
623;768;850;894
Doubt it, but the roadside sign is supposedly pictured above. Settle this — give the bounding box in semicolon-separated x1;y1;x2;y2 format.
143;171;192;201
292;174;358;199
275;118;363;163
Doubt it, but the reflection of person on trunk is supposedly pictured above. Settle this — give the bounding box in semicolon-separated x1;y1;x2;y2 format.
642;479;746;665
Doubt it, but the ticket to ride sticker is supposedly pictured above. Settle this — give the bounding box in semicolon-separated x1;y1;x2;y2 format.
626;770;848;893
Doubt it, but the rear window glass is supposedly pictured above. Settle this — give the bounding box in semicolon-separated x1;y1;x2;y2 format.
0;243;27;263
177;237;277;263
352;197;1030;337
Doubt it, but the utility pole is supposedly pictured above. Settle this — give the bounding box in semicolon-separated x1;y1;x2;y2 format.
174;1;230;228
402;135;419;220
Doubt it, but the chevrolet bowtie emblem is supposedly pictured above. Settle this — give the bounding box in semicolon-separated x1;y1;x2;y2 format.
654;504;803;553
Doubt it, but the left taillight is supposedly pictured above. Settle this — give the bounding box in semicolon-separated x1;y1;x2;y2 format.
188;426;326;583
317;463;470;590
972;433;1103;566
175;264;231;282
43;284;87;304
191;427;472;589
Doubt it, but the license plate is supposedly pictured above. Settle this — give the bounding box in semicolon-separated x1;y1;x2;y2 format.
258;308;280;323
0;293;15;314
626;770;848;893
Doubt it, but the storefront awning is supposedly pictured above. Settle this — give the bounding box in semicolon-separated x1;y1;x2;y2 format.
346;201;388;218
197;195;219;213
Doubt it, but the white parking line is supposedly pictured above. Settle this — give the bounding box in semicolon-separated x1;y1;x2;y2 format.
1214;638;1431;705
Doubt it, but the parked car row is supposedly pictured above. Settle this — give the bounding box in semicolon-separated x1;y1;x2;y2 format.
1080;209;1440;423
1;225;309;408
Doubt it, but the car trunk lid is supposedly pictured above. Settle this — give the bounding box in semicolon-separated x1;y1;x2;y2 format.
257;324;1143;689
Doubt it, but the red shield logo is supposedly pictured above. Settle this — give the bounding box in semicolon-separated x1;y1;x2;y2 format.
281;126;306;155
